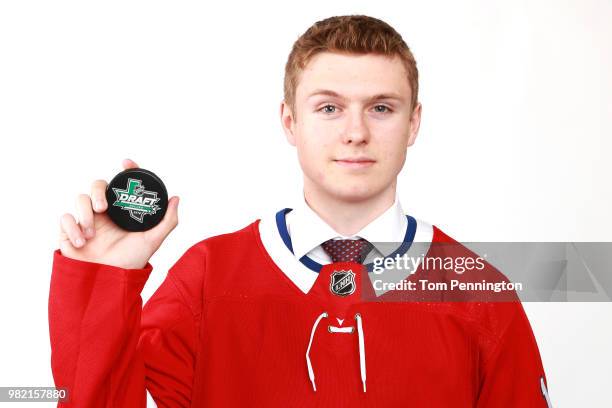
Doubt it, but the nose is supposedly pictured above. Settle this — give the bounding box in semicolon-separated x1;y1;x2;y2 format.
341;108;370;145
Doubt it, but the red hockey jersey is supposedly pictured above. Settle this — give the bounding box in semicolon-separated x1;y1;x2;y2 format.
48;209;552;407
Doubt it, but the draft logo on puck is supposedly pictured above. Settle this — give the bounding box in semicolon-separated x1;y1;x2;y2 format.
105;168;168;232
110;178;161;223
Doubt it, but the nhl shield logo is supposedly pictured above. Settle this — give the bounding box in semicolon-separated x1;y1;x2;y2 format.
330;270;356;296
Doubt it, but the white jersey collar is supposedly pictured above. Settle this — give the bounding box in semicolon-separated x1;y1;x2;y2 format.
257;200;434;295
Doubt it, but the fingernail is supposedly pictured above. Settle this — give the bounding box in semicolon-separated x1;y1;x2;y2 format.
75;238;84;247
95;200;104;211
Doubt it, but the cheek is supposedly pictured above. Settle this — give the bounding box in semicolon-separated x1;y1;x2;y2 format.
379;146;407;173
375;123;410;166
295;132;331;182
301;113;340;145
297;121;334;157
374;115;411;142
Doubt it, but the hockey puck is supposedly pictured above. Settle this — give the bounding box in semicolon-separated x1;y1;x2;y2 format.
105;168;168;232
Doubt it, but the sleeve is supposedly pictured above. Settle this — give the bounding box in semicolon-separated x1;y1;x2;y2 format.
48;245;205;408
476;302;553;408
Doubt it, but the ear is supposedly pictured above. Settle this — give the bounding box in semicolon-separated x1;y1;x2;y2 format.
407;102;422;147
280;100;297;146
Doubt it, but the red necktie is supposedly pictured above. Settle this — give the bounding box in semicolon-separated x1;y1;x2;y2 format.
321;238;373;263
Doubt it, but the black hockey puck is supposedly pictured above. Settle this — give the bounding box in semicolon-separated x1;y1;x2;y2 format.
105;168;168;232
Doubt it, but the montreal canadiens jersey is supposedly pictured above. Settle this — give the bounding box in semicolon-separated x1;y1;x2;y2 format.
48;209;552;407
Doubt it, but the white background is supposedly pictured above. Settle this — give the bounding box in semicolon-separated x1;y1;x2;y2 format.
1;1;611;406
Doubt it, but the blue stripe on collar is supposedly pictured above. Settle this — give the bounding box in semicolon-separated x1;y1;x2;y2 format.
275;208;294;253
275;207;417;274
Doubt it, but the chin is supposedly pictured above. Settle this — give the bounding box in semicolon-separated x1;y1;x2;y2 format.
327;183;380;203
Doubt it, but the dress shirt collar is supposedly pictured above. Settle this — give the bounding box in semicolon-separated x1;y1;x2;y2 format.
286;191;408;260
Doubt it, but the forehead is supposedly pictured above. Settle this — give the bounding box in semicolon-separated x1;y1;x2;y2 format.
296;51;410;101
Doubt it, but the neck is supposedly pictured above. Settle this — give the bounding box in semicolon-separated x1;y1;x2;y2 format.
302;179;397;237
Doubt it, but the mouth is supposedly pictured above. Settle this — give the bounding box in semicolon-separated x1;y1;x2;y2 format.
333;157;376;169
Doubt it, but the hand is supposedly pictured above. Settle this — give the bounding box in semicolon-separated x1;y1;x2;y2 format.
58;158;180;269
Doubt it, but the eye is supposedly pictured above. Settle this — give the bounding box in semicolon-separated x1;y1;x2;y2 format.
373;104;392;113
318;104;338;114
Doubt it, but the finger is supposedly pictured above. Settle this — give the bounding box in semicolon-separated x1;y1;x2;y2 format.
91;179;108;213
122;158;139;170
145;196;180;245
58;229;71;254
76;194;96;239
58;230;69;242
60;213;86;248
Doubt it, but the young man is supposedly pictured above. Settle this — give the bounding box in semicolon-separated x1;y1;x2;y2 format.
50;15;551;407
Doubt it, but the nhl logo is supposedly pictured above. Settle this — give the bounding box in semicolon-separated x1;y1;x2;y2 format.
330;270;356;297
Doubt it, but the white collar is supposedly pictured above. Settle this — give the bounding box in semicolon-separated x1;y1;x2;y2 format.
256;204;434;295
285;192;408;260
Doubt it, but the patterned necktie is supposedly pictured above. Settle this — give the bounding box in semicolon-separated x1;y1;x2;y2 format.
321;238;374;263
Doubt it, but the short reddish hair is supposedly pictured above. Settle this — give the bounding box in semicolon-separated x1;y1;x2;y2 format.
284;15;419;120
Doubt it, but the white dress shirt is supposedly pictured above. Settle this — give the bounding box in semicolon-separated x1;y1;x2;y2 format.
257;191;434;294
285;192;408;264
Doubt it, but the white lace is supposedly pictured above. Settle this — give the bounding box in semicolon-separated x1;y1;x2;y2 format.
355;313;367;392
306;312;367;393
306;312;327;392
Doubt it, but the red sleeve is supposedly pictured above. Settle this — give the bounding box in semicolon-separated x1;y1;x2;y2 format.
48;245;205;407
476;302;552;408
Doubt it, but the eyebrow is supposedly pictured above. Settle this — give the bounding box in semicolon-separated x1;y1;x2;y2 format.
307;89;405;103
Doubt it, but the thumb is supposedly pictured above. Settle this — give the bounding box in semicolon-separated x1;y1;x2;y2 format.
145;196;179;245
